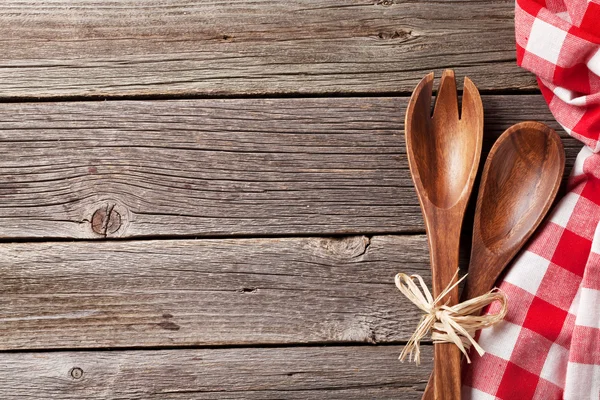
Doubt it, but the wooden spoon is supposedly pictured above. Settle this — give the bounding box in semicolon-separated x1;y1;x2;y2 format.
421;121;565;399
405;70;483;399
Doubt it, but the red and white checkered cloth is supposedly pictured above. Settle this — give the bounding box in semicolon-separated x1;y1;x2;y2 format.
462;1;600;399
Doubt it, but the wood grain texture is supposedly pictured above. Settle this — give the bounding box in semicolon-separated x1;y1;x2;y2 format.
0;346;432;399
405;70;484;398
0;95;581;239
466;121;564;300
0;235;435;350
0;0;533;99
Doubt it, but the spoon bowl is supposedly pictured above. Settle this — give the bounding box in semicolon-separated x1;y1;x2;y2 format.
466;121;565;299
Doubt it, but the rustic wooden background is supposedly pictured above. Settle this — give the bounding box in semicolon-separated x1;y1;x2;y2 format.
0;1;580;398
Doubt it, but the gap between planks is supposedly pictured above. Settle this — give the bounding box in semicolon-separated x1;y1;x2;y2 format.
0;0;530;99
0;346;433;399
0;88;545;104
0;235;444;350
0;95;580;240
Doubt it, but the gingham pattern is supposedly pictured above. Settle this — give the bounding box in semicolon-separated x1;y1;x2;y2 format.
462;1;600;399
463;148;600;399
516;0;600;152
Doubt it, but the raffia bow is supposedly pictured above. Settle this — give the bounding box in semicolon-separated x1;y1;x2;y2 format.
395;270;507;365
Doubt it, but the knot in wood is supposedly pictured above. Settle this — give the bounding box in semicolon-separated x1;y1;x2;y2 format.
321;236;370;259
91;204;121;236
377;30;411;40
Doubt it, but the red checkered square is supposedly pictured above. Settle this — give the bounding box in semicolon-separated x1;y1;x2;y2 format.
553;64;590;93
518;0;545;18
516;0;600;150
579;2;600;34
523;297;568;343
496;362;540;399
580;176;600;204
550;229;592;276
572;107;600;151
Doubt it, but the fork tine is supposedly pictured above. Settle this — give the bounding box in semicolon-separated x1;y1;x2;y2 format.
432;70;459;121
461;76;484;123
406;72;434;124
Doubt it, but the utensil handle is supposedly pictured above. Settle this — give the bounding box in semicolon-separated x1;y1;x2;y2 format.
433;344;462;399
426;220;462;400
422;279;484;399
421;251;495;399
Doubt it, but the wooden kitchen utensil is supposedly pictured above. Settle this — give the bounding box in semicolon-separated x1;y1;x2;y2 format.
464;121;565;300
405;70;483;399
421;121;565;399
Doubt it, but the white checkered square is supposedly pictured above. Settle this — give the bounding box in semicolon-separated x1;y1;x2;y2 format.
564;363;600;399
575;287;600;328
540;343;569;387
568;287;581;314
571;146;593;179
503;251;549;295
549;192;580;228
526;19;568;63
591;220;600;255
464;388;497;400
478;321;521;361
552;86;587;106
588;48;600;77
556;11;572;22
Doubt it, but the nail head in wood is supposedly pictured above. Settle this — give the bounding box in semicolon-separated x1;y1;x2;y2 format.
70;367;83;380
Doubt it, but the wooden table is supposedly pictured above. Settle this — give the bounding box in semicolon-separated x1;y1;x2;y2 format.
0;1;580;398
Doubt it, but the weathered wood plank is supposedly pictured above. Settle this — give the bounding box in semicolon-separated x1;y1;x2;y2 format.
0;95;581;239
0;235;432;350
0;0;531;98
0;346;432;399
